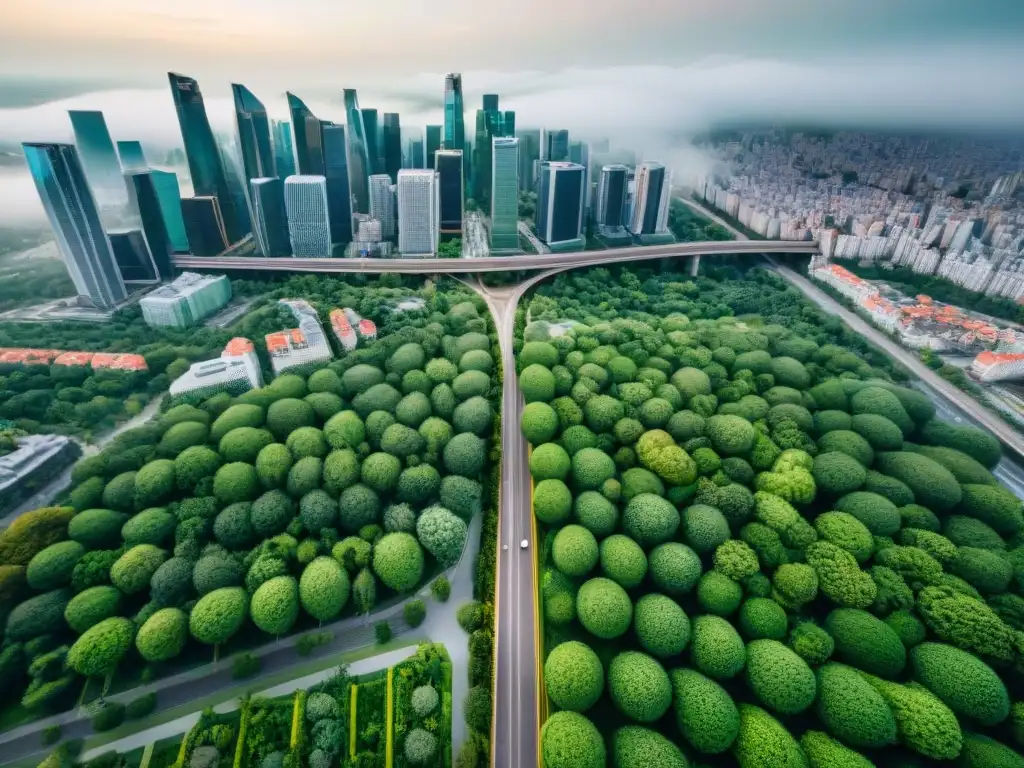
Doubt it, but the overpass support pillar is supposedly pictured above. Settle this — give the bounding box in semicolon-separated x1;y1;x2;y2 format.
688;255;700;277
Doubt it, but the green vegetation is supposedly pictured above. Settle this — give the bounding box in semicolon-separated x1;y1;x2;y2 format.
523;263;1024;766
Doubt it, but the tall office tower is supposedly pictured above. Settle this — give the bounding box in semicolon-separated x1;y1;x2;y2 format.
397;169;439;256
214;133;252;236
434;150;464;235
591;138;610;153
271;120;296;179
232;84;274;188
180;197;229;257
473;104;508;206
503;111;516;136
169;73;243;244
369;175;396;239
482;94;499;112
68;110;127;208
250;178;291;257
284;176;332;257
570;141;591;212
629;162;671;235
516;129;541;191
286;93;325;176
537;161;586;248
108;230;158;282
595;165;629;229
116;141;147;171
150;171;189;253
490;137;519;251
425;125;442;170
321;123;353;247
543;129;570;162
443;74;465;152
22;143;127;308
408;139;424;169
361;109;383;176
382;113;402;182
124;170;179;278
343;89;372;214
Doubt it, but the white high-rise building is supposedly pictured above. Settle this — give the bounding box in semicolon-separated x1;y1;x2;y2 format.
397;169;440;257
284;175;331;257
369;174;397;239
490;137;520;251
630;162;671;235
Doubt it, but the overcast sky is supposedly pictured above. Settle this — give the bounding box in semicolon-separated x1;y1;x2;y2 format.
1;0;1023;225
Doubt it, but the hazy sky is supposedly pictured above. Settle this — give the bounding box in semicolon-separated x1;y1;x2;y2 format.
1;0;1023;226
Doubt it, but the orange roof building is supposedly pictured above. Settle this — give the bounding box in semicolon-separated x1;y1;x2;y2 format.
0;347;146;371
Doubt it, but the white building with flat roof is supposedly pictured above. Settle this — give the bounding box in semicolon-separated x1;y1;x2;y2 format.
397;169;439;257
140;272;232;328
284;175;331;257
169;337;264;398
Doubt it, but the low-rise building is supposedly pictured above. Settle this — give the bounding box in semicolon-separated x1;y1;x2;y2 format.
971;351;1024;382
329;309;358;351
140;272;233;329
266;299;333;375
169;337;264;398
0;348;147;373
0;434;80;517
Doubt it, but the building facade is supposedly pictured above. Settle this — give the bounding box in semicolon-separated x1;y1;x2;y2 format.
382;113;402;182
630;162;672;235
284;175;332;257
369;175;397;239
266;298;333;375
543;129;570;162
425;125;442;171
443;74;466;152
537;161;586;249
231;84;275;188
490;137;520;251
343;89;372;214
140;272;232;328
68;110;126;208
397;169;439;256
435;150;464;235
516;129;541;191
124;170;177;277
23;142;128;309
271;120;296;179
116;141;147;171
169;337;264;398
287;93;324;176
321;124;353;247
180;196;229;257
596;164;629;229
108;229;158;282
408;138;425;170
250;177;291;257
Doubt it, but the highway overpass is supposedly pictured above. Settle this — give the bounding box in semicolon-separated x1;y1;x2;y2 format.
172;239;819;274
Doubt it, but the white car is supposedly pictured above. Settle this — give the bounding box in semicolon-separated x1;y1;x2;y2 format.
520;539;529;549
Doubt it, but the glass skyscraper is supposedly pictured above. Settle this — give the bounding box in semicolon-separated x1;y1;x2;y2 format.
516;129;541;191
397;169;439;256
382;113;402;182
443;74;466;153
215;133;252;237
537;161;586;248
151;170;189;253
369;175;396;239
271;120;296;179
125;169;178;278
408;139;424;170
321;123;353;247
361;109;383;176
425;125;442;171
284;176;332;257
23;143;127;309
596;165;629;229
490;137;519;251
287;93;325;176
108;229;158;282
168;73;244;244
180;197;229;257
116;141;147;172
250;178;291;257
343;89;372;214
232;84;275;185
544;129;570;162
435;150;464;235
474;96;510;207
68;110;127;208
629;162;672;237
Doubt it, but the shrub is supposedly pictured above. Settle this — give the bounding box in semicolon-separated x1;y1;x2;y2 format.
834;491;901;537
193;554;244;595
957;733;1024;768
804;541;877;609
812;451;866;497
598;534;647;589
250;575;299;635
959;483;1024;536
533;479;572;525
64;585;122;633
232;652;261;679
189;587;248;645
874;451;962;511
372;532;424;591
620;467;664;500
110;544;166;595
519;364;555;403
91;702;126;733
65;508;126;551
135;607;188;662
209;404;264;444
622;493;680;548
520;402;559;445
404;727;437;765
159;421;209;457
25;540;85;591
544;640;604;712
909;642;1009;726
250;489;296;537
705;414;756;456
612;726;687;768
813;511;873;564
284;427;329;460
633;593;689;657
443;432;487;477
121;507;175;547
149;556;194;606
576;577;632;639
691;614;745;680
824;608;906;678
570;447;616;490
352;383;404;418
323;411;366;451
800;732;873;768
212;462;259;505
732;704;806;768
551;524;598;577
919;419;1001;468
416;506;468;566
944;514;1005;550
737;597;787;640
66;617;133;677
743;639;815;717
789;621;834;665
395;391;433;428
849;413;904;451
607;651;671;723
101;471;137;512
712;540;759;581
917;585;1016;664
541;711;605;768
951;546;1013;595
813;662;897;749
649;542;702;595
680;503;729;554
817;430;873;466
569;491;614;536
360;452;402;492
860;674;962;760
668;669;739;756
342;364;385;397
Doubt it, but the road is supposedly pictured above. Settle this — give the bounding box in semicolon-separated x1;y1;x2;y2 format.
517;222;548;255
172;239;817;274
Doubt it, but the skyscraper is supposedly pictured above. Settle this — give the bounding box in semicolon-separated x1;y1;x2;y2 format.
125;170;179;278
570;141;591;212
503;111;516;136
425;125;442;170
343;89;372;214
168;73;243;243
544;130;570;162
232;84;275;186
321;124;353;246
250;178;291;257
284;176;332;257
408;138;425;170
68;110;126;207
516;129;541;191
537;161;586;249
473;99;509;206
596;165;629;229
116;141;147;171
435;150;464;235
23;142;128;308
287;93;325;176
490;137;519;251
482;94;499;112
215;133;252;237
150;171;189;254
382;113;402;182
180;197;229;257
443;74;465;152
361;109;383;176
369;175;396;239
108;230;158;282
271;120;296;179
630;162;671;235
397;169;439;256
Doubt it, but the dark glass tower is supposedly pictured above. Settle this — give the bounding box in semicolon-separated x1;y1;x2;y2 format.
68;110;126;208
545;129;570;162
474;101;509;207
287;93;324;176
108;230;157;282
232;84;274;185
408;138;424;169
425;125;442;170
250;178;291;257
503;111;516;136
125;170;176;278
516;129;541;192
435;149;464;234
361;108;383;176
215;133;252;237
23;142;127;308
168;73;243;243
272;120;296;178
596;164;628;228
382;113;402;182
343;89;372;214
322;123;353;247
537;161;585;246
443;74;465;152
482;94;499;112
180;196;229;257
